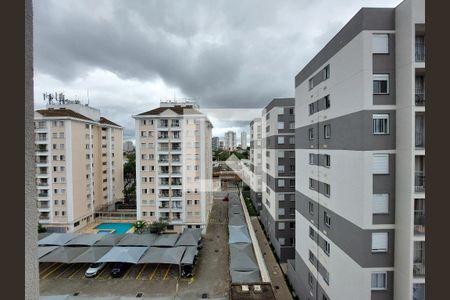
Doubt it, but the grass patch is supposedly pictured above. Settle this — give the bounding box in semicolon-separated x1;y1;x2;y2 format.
244;197;258;216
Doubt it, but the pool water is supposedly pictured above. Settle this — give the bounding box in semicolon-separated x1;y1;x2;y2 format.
95;223;133;234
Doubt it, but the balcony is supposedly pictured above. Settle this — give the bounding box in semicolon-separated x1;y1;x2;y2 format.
171;179;182;186
171;120;180;127
35;146;48;153
413;241;425;277
158;133;169;140
158;120;169;128
37;182;49;187
415;92;425;106
172;191;183;198
415;171;425;193
414;211;425;234
38;202;50;209
415;132;425;148
39;214;50;220
158;146;169;152
413;261;425;277
38;192;49;198
415;36;425;62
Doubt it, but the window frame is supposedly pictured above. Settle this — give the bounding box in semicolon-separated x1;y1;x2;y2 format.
324;124;331;139
372;33;389;54
371;272;387;290
372;113;390;135
371;232;389;253
373;74;390;95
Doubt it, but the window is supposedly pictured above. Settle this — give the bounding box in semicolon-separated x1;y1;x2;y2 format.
372;34;389;54
373;74;390;94
309;202;314;214
278;222;285;230
372;232;388;252
289;137;295;144
372;154;389;174
289;207;295;215
278;122;284;130
372;194;389;214
324;125;331;139
308;272;314;287
277;107;284;114
289;122;295;129
309;103;315;115
324;154;331;167
277;165;285;173
309;154;314;165
277;151;284;158
372;114;390;134
277;136;285;144
289;108;294;115
324;211;331;227
324;240;330;256
325;95;330;109
279;238;285;245
278;208;285;216
266;113;270;120
309;226;315;239
324;183;330;197
278;179;285;187
308;128;314;140
309;178;314;189
371;272;387;290
309;250;315;263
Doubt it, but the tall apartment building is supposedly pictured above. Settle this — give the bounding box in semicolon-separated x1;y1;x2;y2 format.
224;130;236;151
249;118;263;212
260;98;296;262
287;1;425;299
123;141;135;152
240;131;247;149
35;103;124;233
212;136;219;151
133;101;213;233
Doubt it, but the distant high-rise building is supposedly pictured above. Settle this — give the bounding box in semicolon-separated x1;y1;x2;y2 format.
212;137;219;151
249;118;263;212
240;131;247;149
34;103;124;232
219;140;224;150
133;100;213;232
123;141;134;152
224;131;236;151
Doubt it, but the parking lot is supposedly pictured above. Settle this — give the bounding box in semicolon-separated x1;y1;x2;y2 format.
40;189;230;299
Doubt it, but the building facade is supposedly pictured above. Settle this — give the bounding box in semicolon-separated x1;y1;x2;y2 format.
35;103;124;233
249;118;263;213
123;141;134;152
133;101;213;233
212;136;219;151
240;131;247;149
260;98;296;262
224;130;236;151
287;1;425;300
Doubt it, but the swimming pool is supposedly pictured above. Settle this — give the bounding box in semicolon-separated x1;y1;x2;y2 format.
95;223;133;234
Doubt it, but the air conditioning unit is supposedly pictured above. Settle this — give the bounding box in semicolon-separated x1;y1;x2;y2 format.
241;285;250;292
254;285;262;293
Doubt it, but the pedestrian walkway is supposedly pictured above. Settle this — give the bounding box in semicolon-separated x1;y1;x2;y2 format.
250;217;294;300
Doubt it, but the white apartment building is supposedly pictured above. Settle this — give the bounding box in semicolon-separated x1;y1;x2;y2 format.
123;141;134;152
35;103;124;233
287;1;425;300
224;131;236;151
249;118;263;212
240;131;247;149
133;101;213;233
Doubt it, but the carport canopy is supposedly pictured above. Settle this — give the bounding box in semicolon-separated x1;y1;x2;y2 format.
229;243;258;271
152;234;180;247
116;233;157;247
64;233;107;246
70;246;113;263
39;246;90;263
97;246;148;264
138;246;186;265
229;214;246;226
93;233;125;246
181;246;198;265
38;246;59;259
175;228;202;246
229;205;243;216
230;269;261;284
38;233;80;246
228;225;251;244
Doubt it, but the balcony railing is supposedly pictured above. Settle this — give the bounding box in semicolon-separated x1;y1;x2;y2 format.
415;172;425;193
36;148;48;152
413;260;425;276
415;46;425;62
415;132;425;148
38;204;50;209
159;194;170;198
38;193;49;198
36;159;48;164
158;147;169;151
39;215;50;220
415;92;425;106
36;137;47;141
37;182;49;187
414;212;425;234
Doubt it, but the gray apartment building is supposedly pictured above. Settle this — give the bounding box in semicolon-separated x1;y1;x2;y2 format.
259;98;296;262
249;118;263;213
287;0;425;299
212;136;219;151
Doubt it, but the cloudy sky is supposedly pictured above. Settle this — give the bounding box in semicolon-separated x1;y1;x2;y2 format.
34;0;401;142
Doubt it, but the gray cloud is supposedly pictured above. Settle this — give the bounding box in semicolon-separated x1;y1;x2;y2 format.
34;0;402;139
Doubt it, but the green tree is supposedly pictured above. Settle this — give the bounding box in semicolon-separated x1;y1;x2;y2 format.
38;223;47;233
133;220;147;234
123;152;136;202
148;219;169;234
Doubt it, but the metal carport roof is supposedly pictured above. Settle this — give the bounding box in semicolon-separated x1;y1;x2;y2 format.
116;233;157;247
180;246;198;265
64;233;106;246
39;246;90;263
229;205;243;215
93;233;125;246
97;246;148;264
229;243;258;271
38;233;80;246
138;246;186;265
230;269;261;284
175;229;202;246
152;234;180;247
38;246;59;258
228;225;251;244
228;214;246;226
70;246;113;263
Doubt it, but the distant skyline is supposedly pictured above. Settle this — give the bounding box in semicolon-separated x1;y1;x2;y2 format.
33;0;402;141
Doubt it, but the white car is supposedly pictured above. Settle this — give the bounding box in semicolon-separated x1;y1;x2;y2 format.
85;262;107;278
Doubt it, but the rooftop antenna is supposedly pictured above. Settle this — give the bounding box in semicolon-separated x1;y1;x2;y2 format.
87;89;90;106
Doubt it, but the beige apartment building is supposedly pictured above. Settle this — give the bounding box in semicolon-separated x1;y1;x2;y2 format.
35;102;124;233
133;101;213;233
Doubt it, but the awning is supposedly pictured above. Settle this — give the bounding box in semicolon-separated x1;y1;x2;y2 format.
229;243;258;271
97;246;148;264
64;234;106;246
228;214;246;226
39;246;90;263
38;233;80;246
180;246;198;265
228;225;251;244
38;246;59;259
175;229;202;246
230;269;261;284
116;233;157;247
93;233;125;246
70;246;113;263
138;246;186;265
152;234;180;247
229;205;243;216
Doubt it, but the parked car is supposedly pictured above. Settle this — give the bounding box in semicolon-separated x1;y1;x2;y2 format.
85;262;107;278
111;262;131;278
181;264;194;278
